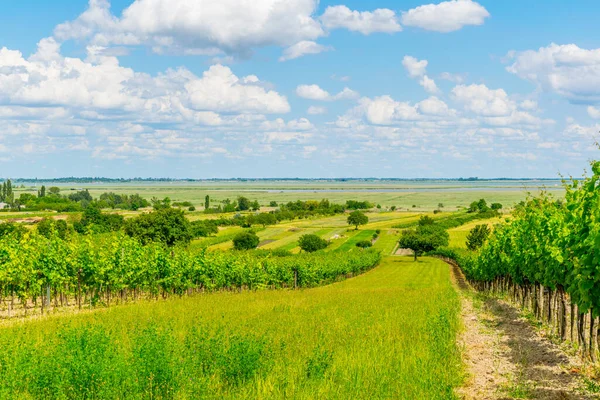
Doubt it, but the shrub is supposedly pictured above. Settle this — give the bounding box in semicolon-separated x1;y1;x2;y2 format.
232;231;260;250
125;208;193;246
466;224;491;250
356;240;373;248
298;234;328;253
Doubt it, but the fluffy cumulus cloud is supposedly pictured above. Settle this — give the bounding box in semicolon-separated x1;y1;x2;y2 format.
56;0;324;57
401;0;490;33
320;6;401;35
295;84;359;101
402;56;439;94
0;40;290;116
0;37;298;161
451;84;514;117
506;44;600;103
307;106;327;115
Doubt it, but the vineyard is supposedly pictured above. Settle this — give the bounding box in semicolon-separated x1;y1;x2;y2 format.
449;160;600;361
0;232;380;317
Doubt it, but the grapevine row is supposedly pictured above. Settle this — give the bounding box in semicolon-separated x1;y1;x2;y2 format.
0;232;381;317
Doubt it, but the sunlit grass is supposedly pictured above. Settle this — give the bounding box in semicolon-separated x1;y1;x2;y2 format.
0;256;463;399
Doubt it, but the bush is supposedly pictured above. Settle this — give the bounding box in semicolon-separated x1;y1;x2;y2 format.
356;240;372;248
125;208;193;246
188;206;196;211
466;224;491;250
232;231;260;250
298;234;328;253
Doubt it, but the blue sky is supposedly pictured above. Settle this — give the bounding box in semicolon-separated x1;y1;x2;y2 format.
0;0;599;178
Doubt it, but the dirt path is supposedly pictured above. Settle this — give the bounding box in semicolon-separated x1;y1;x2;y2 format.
449;261;597;399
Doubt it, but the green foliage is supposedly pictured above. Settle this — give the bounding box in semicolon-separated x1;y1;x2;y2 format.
465;224;491;251
347;211;368;230
460;161;600;317
355;240;373;248
205;194;210;210
254;212;277;227
345;200;373;210
125;208;193;246
298;234;328;253
418;215;435;226
490;202;502;210
190;220;219;237
269;201;278;207
398;224;449;260
232;231;260;250
237;196;251;211
0;223;27;240
37;218;70;240
74;205;124;234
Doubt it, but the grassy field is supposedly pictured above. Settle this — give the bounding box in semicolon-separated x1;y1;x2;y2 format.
0;256;462;399
10;180;564;211
447;217;505;248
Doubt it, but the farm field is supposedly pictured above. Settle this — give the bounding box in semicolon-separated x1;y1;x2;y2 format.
0;256;462;399
7;179;563;211
447;216;505;249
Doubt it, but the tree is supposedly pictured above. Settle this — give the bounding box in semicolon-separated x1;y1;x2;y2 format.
255;212;276;228
37;218;69;240
490;203;503;211
48;186;60;196
356;240;372;249
205;195;210;210
38;185;46;198
298;234;328;252
237;196;250;211
418;215;435;226
124;208;192;246
269;201;278;207
347;211;368;230
191;220;218;237
152;197;171;210
438;203;444;209
398;224;449;261
466;224;491;251
232;231;260;250
250;200;260;211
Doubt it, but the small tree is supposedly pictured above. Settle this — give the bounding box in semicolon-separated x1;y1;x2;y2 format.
233;231;260;250
255;212;277;227
347;211;368;230
356;240;372;249
205;195;210;210
237;196;250;211
466;224;491;251
490;203;502;211
298;234;328;252
398;224;449;261
250;200;261;211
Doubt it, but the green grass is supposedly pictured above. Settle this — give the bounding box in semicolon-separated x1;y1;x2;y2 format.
338;229;376;251
447;217;502;249
0;256;463;399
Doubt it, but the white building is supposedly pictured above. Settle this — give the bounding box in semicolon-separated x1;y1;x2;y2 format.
0;202;8;210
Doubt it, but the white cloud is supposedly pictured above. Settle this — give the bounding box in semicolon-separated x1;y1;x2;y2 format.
538;142;560;149
564;123;600;138
416;96;455;116
519;100;538;111
56;0;325;57
359;96;420;125
306;106;327;116
401;0;490;33
402;56;428;78
588;106;600;119
307;106;327;115
451;84;515;116
0;41;289;116
439;72;465;83
279;41;332;62
296;84;330;101
320;5;401;35
506;44;600;103
186;65;290;113
402;56;439;94
420;75;440;94
295;84;358;101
